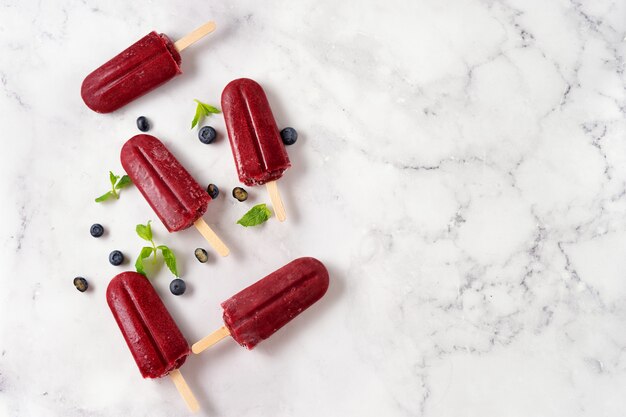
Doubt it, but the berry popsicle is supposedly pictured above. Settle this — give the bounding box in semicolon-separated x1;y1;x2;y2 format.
121;134;229;256
222;78;291;222
81;21;216;113
107;272;199;412
192;257;329;353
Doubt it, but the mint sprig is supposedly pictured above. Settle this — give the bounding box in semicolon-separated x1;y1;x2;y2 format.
134;221;179;277
191;99;221;129
95;171;132;202
237;204;273;227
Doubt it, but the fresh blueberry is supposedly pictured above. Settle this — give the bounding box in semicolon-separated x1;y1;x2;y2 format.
109;250;124;266
170;279;186;296
195;248;209;263
90;223;104;238
136;116;150;132
198;126;217;144
280;127;298;145
206;183;219;199
232;187;248;202
74;277;88;292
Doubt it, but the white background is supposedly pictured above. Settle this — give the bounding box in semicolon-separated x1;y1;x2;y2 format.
1;0;626;416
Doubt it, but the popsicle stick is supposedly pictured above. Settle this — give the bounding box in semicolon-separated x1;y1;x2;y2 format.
192;326;231;354
266;181;286;222
169;369;200;413
174;21;217;52
193;218;230;257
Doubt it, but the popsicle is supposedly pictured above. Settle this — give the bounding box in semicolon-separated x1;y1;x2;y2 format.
222;78;291;222
106;271;199;412
81;21;216;113
121;134;229;256
192;257;329;353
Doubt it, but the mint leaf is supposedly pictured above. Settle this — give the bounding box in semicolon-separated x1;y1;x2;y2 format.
237;204;273;227
191;104;203;129
109;171;120;188
136;221;153;242
191;99;221;129
115;175;132;189
135;246;155;276
95;191;114;203
158;245;178;277
196;100;221;115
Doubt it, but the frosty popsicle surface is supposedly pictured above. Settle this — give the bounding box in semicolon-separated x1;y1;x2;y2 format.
222;257;329;349
192;257;329;352
221;78;291;186
106;271;190;378
81;32;182;113
121;134;210;232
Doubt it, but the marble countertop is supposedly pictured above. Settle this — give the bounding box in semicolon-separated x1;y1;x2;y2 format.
2;0;626;416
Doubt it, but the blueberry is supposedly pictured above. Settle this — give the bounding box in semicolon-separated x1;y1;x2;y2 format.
280;127;298;145
232;187;248;202
195;248;208;263
90;223;104;238
109;250;124;266
170;279;186;296
206;183;219;199
198;126;217;144
74;277;88;292
137;116;150;132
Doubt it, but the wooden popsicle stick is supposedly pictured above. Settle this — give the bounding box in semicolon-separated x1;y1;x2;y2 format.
192;326;231;354
169;369;200;413
193;218;230;257
266;180;286;222
174;21;216;52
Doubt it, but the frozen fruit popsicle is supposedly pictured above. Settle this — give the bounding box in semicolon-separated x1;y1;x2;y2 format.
81;21;216;113
222;78;291;222
121;134;229;256
192;257;329;353
107;271;199;412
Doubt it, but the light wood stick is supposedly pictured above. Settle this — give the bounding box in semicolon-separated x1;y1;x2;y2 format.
266;180;286;222
174;21;216;52
192;326;231;354
169;369;200;413
193;218;230;257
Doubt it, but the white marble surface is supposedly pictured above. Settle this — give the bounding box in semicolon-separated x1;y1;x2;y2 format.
2;0;626;415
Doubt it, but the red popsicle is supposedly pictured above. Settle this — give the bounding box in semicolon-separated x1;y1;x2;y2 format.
222;78;291;221
107;272;199;411
81;21;216;113
121;134;229;256
192;257;329;353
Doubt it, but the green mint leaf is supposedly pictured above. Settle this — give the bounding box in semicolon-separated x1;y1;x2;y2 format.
191;99;221;129
191;103;203;129
115;175;133;189
135;246;155;276
136;221;153;242
195;100;221;115
236;203;273;227
109;171;120;188
95;191;114;203
158;245;179;277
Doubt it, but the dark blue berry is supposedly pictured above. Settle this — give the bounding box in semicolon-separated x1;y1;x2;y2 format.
109;250;124;266
280;127;298;145
198;126;217;144
206;183;219;199
170;279;186;295
232;187;248;202
195;248;208;263
74;277;88;292
90;223;104;238
137;116;150;132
